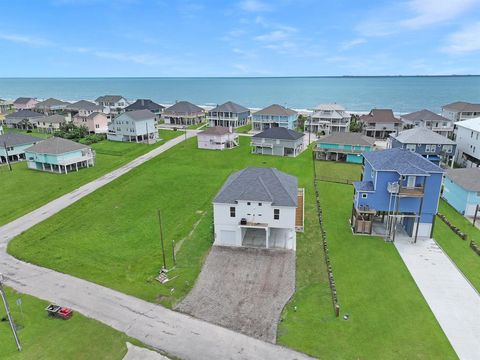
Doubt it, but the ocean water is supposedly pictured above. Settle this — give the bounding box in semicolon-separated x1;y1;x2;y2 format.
0;76;479;113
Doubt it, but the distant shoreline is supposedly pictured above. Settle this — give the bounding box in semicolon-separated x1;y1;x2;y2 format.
0;75;479;79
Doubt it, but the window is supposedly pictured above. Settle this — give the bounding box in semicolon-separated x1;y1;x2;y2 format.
230;207;236;217
425;144;436;153
443;145;453;153
274;209;280;220
247;202;251;205
406;144;416;152
95;124;99;128
361;193;368;199
407;176;416;188
258;203;262;206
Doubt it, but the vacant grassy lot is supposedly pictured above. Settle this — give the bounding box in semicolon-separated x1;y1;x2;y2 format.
1;287;138;359
4;128;51;139
277;162;456;359
236;123;252;133
9;146;455;358
314;160;362;182
0;130;181;226
434;200;480;292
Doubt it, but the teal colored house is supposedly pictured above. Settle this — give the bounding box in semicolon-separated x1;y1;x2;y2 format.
443;168;480;217
315;132;376;163
25;137;95;174
0;133;42;163
252;104;298;131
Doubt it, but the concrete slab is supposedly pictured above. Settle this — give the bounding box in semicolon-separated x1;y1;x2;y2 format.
395;236;480;360
123;343;170;360
175;246;295;343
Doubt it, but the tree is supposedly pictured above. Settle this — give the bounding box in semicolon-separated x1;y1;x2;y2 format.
297;114;307;131
54;123;89;141
349;114;363;133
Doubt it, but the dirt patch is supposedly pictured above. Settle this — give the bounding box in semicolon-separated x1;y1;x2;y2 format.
175;246;295;343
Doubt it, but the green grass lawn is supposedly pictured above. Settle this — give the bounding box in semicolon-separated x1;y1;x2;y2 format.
0;130;182;226
277;162;456;359
235;123;252;133
1;287;138;359
8;142;455;358
186;122;207;130
4;127;52;139
434;200;480;292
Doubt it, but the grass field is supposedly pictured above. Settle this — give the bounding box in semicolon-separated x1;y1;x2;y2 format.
235;123;252;133
1;287;139;359
4;127;51;139
0;130;182;226
8;141;455;358
434;200;480;292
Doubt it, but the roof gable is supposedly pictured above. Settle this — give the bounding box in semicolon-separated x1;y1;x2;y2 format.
401;109;449;122
209;101;250;114
0;133;42;147
125;99;164;112
118;109;155;121
164;101;204;114
254;104;297;117
317;132;375;146
360;109;400;124
25;137;89;154
253;127;304;140
446;168;480;192
391;127;455;145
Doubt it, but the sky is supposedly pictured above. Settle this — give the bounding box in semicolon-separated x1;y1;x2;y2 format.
0;0;480;77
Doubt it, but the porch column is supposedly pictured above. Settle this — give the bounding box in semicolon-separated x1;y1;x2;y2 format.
58;165;61;174
265;228;269;249
76;162;78;172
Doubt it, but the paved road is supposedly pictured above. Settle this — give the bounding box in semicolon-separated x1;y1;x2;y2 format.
0;131;312;360
395;236;480;360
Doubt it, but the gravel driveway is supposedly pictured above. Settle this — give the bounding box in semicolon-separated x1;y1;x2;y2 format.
175;246;295;343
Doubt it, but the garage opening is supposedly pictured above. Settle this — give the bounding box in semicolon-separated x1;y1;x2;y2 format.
242;228;266;248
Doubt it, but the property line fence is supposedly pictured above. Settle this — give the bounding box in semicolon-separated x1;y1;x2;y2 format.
437;213;468;240
312;154;340;317
315;175;355;185
470;240;480;256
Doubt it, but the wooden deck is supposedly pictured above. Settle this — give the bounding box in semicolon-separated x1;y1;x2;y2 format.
295;188;304;232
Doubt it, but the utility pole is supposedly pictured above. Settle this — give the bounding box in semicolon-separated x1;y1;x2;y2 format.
157;209;167;270
0;274;22;352
3;141;12;171
473;204;479;227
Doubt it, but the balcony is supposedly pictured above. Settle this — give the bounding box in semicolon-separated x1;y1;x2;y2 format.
398;186;424;197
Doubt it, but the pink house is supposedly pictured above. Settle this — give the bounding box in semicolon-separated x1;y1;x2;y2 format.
73;112;109;134
13;97;39;110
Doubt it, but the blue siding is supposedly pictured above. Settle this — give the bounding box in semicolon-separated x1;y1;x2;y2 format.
442;177;469;214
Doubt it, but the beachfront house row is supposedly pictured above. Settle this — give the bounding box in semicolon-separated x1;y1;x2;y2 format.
107;109;158;143
251;104;298;131
13;97;38;110
443;168;480;217
453;117;480;168
0;99;14;114
388;127;456;167
25;137;95;174
163;101;205;126
442;101;480;122
251;127;305;157
359;109;401;139
305;103;350;135
0;133;42;164
32;114;66;134
197;126;239;150
351;148;444;241
95;95;129;115
212;167;304;250
315;132;376;163
73;112;109;134
34;98;70;115
207;101;250;128
125;99;165;120
5;110;46;129
65;100;105;122
400;109;454;138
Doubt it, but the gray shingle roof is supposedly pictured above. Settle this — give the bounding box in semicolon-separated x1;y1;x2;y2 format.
86;112;105;120
254;104;297;117
25;137;89;154
363;148;444;175
353;181;375;192
164;101;204;115
120;109;155;121
317;132;375;146
253;127;304;141
213;167;298;207
66;100;103;112
5;110;45;124
442;101;480;112
360;109;400;124
95;95;125;103
0;133;42;147
35;114;66;124
125;99;165;112
14;97;36;105
35;98;70;109
391;127;455;145
401;109;449;122
199;126;233;136
446;168;480;192
209;101;250;114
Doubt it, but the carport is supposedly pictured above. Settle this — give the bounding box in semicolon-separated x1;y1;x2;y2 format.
241;225;294;249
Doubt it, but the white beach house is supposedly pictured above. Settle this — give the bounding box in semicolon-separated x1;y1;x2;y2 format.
197;126;239;150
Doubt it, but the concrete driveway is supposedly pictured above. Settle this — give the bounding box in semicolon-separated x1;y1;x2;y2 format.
175;246;295;343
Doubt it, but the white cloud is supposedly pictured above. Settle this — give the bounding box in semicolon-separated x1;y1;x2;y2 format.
340;38;366;50
0;32;53;47
238;0;272;12
442;22;480;54
254;26;297;42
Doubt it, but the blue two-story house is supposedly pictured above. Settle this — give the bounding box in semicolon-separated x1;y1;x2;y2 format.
352;148;444;242
252;104;297;131
388;127;456;167
443;168;480;217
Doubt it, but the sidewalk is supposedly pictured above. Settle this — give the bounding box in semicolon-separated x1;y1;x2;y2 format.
395;236;480;360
